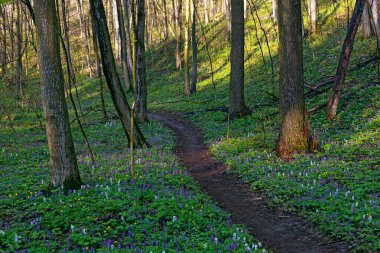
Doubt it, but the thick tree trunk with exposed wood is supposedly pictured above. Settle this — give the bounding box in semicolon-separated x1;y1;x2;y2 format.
276;0;314;159
135;0;148;121
229;0;250;118
326;0;365;120
90;0;148;147
35;0;82;190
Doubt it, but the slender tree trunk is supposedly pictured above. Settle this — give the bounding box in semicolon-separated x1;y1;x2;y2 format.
191;2;197;94
326;0;365;120
272;0;278;23
309;0;317;33
176;0;183;69
276;0;313;159
204;0;209;25
135;0;148;121
371;0;380;44
122;0;134;73
163;0;169;40
225;0;231;32
229;0;249;118
184;0;191;94
16;1;23;98
111;0;121;62
116;0;132;92
362;2;371;37
90;0;148;147
76;0;94;77
91;11;108;121
0;6;7;78
60;0;96;165
35;0;82;190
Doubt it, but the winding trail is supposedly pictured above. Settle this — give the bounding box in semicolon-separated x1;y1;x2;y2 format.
149;111;348;253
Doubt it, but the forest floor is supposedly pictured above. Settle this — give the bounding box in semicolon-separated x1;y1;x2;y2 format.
151;111;349;253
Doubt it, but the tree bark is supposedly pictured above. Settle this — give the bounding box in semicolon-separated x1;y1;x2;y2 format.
35;0;82;190
76;0;94;77
91;10;108;121
225;0;231;32
184;0;191;94
90;0;148;147
111;0;121;62
16;1;23;98
191;2;197;94
122;0;134;73
204;0;209;25
0;6;7;78
116;0;132;92
272;0;278;23
163;0;169;40
309;0;317;33
229;0;249;118
135;0;148;121
370;0;380;45
276;0;313;159
362;2;371;37
326;0;365;120
175;0;183;69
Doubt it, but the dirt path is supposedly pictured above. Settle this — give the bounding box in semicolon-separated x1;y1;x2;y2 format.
149;111;349;253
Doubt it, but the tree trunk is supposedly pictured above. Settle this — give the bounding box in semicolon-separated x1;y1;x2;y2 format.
371;0;380;45
0;6;7;78
191;3;197;94
176;0;183;69
163;0;169;40
35;0;82;190
76;0;94;77
116;0;132;92
309;0;317;33
16;1;23;98
90;0;148;147
91;10;108;121
229;0;249;118
362;2;371;37
111;0;121;62
326;0;365;120
204;0;209;25
225;0;231;32
122;0;134;73
272;0;278;23
276;0;313;159
184;0;191;94
135;0;148;121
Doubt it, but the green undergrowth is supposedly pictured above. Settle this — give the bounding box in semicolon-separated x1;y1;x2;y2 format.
146;0;380;251
0;113;265;252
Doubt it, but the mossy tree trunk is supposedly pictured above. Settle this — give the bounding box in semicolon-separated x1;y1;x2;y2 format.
90;0;148;147
229;0;250;119
276;0;313;159
35;0;82;190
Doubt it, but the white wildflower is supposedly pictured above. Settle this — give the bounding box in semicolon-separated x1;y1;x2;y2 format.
172;216;177;222
203;243;208;249
0;230;4;236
